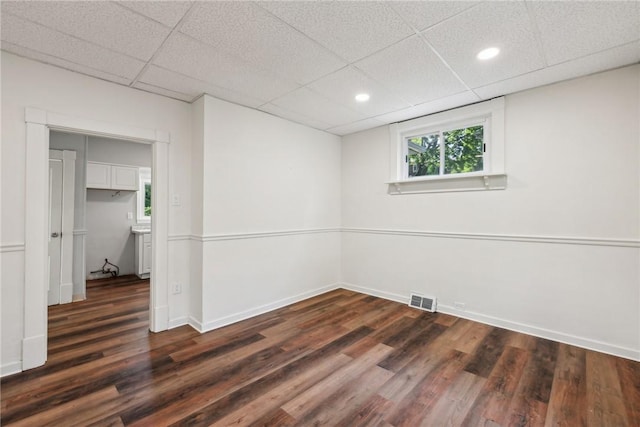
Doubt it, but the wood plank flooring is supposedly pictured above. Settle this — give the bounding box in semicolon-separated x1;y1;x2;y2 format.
2;275;639;426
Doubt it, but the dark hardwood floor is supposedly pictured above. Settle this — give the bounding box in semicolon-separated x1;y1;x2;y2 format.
2;275;639;426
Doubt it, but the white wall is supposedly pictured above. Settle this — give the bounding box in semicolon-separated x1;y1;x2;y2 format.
341;65;640;360
1;52;192;375
85;190;137;277
88;136;152;168
190;95;342;330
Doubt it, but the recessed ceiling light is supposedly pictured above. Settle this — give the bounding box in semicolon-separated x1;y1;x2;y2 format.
477;47;500;60
355;93;370;102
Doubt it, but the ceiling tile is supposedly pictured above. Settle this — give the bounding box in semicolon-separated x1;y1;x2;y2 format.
355;35;467;105
1;13;145;80
153;33;299;103
474;41;640;100
1;0;637;136
117;1;193;28
258;103;334;131
306;66;411;116
270;87;367;128
390;1;479;31
179;1;345;85
2;1;170;61
423;1;545;88
326;118;387;136
528;1;640;65
374;91;480;123
138;65;267;108
1;41;132;86
260;1;414;62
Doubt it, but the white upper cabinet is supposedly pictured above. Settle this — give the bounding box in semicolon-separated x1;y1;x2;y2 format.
111;166;138;190
86;161;111;189
86;162;138;191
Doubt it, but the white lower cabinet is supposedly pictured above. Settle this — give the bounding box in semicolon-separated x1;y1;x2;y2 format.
135;232;151;279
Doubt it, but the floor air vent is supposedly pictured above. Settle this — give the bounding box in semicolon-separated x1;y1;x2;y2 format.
409;293;437;312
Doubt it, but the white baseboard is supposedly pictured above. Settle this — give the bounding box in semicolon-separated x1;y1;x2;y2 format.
151;305;169;332
341;282;408;305
1;361;22;377
340;282;640;362
198;283;341;333
22;334;46;370
168;316;189;329
72;293;86;302
437;304;640;362
60;281;73;304
188;316;204;333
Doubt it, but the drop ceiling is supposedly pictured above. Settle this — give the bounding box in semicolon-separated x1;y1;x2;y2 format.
2;1;639;136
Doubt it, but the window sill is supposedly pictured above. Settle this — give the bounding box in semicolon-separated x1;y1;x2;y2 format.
386;173;507;195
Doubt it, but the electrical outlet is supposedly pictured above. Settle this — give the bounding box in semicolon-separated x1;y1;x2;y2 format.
127;212;133;220
453;301;466;311
173;283;182;294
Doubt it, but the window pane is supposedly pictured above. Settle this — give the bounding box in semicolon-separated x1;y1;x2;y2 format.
407;134;440;177
144;183;151;217
444;125;483;175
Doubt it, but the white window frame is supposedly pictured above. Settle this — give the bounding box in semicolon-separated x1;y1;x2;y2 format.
388;97;506;194
137;167;151;223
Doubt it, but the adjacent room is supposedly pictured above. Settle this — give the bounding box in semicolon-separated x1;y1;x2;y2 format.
1;1;639;425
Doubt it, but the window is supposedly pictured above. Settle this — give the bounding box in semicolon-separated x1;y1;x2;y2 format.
389;98;506;194
406;123;485;178
137;167;151;223
144;182;151;216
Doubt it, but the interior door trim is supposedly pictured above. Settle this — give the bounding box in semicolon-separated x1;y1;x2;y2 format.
23;107;170;371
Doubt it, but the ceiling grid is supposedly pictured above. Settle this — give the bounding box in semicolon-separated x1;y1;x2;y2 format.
1;0;638;135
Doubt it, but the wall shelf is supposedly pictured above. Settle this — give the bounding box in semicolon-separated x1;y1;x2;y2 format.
386;173;507;195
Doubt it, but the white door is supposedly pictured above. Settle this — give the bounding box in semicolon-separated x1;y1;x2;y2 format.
48;159;63;306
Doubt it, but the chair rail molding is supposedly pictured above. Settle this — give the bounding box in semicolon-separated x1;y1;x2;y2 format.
190;227;342;242
341;227;640;248
0;243;26;252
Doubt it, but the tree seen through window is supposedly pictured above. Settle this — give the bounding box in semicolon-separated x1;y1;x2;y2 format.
144;182;151;216
407;125;484;177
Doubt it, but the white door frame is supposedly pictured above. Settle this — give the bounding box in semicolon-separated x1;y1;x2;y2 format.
23;107;170;371
48;149;76;305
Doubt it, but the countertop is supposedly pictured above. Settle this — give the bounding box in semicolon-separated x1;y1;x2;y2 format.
131;225;151;235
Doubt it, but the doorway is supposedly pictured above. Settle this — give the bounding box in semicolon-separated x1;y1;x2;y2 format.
85;136;152;283
23;107;170;371
49;133;153;301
